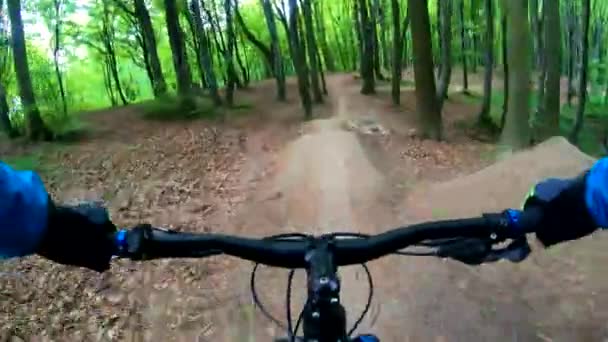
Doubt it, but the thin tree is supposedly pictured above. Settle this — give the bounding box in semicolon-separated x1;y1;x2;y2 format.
164;0;193;96
500;14;508;130
436;0;453;111
408;0;441;139
401;8;410;69
500;0;532;150
458;0;469;94
390;0;401;105
371;0;383;80
314;1;335;72
570;0;590;144
302;0;323;103
287;0;312;118
224;0;238;106
261;0;286;101
134;0;167;97
566;1;576;106
190;0;221;105
534;1;546;122
0;0;16;138
7;0;51;140
529;0;541;68
52;0;67;115
359;0;375;94
477;0;494;126
536;0;560;140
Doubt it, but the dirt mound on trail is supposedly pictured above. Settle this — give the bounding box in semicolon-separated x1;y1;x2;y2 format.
270;128;384;232
407;136;596;219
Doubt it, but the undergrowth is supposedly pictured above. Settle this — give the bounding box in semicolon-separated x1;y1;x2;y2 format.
458;89;608;157
139;95;216;121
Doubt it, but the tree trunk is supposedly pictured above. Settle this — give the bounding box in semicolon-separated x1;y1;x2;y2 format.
7;0;51;140
436;0;443;77
234;38;249;88
164;0;193;96
317;49;328;95
436;0;453;111
408;0;441;139
390;0;401;105
288;0;312;119
477;0;494;125
534;0;546;122
529;0;540;68
224;0;237;106
470;0;479;73
102;61;117;106
500;14;508;130
0;83;16;138
378;0;389;71
354;0;364;75
52;0;67;115
190;0;221;105
359;0;376;94
569;0;590;144
302;0;323;103
371;0;383;80
235;3;273;71
401;10;410;69
459;0;469;93
566;1;575;106
261;0;286;101
102;10;129;107
135;0;167;97
536;0;560;141
500;0;532;150
314;1;335;72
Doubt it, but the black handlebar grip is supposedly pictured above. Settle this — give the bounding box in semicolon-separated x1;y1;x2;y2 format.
515;207;544;234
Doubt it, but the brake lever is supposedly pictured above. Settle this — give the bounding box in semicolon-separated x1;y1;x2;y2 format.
436;237;531;265
436;238;492;265
483;238;531;264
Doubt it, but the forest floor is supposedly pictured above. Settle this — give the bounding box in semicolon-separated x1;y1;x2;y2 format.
2;74;608;341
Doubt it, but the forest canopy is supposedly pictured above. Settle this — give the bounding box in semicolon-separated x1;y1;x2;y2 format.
0;0;606;153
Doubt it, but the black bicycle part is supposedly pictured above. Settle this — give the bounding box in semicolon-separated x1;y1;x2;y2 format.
301;237;348;342
115;210;540;342
116;212;520;268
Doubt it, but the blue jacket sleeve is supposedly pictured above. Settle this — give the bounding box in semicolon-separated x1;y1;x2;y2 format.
0;161;49;258
585;157;608;228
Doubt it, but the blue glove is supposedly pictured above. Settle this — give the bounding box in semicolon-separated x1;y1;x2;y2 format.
523;173;597;247
37;201;117;272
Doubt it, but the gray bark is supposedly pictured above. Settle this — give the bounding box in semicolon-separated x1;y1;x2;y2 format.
261;0;286;101
302;0;322;103
134;0;167;97
436;0;453;111
477;0;494;125
570;0;590;144
390;0;401;105
7;0;51;140
190;0;221;105
164;0;193;96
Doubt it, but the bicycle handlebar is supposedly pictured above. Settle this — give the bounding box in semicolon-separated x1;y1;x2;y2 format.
113;208;542;267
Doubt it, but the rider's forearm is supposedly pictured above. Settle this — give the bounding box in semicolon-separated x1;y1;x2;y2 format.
0;161;49;258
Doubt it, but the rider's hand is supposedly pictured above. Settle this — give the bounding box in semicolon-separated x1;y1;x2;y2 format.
36;200;116;272
523;173;598;247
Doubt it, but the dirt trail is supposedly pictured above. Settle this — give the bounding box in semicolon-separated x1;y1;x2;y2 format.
5;75;608;341
210;77;608;342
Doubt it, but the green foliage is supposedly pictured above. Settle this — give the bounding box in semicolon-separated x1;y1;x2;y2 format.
139;95;216;121
3;152;45;171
